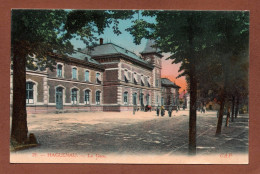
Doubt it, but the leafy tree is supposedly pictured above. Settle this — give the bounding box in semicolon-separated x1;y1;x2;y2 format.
127;10;249;154
212;11;249;135
127;11;219;155
11;10;73;144
11;9;134;144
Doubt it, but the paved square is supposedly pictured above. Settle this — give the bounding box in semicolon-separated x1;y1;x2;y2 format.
11;110;248;156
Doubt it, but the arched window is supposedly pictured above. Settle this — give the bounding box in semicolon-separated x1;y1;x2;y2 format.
85;90;90;104
124;92;128;105
96;91;101;105
85;70;90;82
26;82;34;104
71;88;78;104
72;67;77;80
57;64;63;77
132;93;137;105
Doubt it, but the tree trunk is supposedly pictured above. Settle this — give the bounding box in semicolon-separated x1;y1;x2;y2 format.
188;69;197;155
216;90;225;136
187;15;197;155
235;96;240;118
225;103;231;127
11;48;28;144
231;96;235;122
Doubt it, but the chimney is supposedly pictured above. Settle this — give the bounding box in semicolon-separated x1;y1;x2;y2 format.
99;38;103;45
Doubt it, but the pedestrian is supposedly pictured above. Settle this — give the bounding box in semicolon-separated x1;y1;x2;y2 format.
156;106;160;116
203;105;206;113
161;105;165;117
133;106;136;115
168;106;172;117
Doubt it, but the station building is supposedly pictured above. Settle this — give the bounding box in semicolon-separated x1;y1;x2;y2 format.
10;39;180;113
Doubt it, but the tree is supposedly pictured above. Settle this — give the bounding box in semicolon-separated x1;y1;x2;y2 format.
213;11;249;135
127;11;219;155
11;9;134;144
11;10;74;144
127;10;249;154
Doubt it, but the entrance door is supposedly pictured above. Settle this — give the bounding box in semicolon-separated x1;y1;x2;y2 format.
56;87;63;109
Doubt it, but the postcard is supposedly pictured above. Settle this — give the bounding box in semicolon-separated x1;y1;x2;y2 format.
10;10;249;164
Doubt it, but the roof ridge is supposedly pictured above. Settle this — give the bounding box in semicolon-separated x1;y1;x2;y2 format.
109;42;138;56
109;43;120;54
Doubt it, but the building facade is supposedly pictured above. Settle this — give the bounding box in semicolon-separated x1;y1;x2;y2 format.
161;78;180;110
10;39;180;113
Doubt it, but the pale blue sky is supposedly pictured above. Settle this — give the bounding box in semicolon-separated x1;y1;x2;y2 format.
71;12;156;55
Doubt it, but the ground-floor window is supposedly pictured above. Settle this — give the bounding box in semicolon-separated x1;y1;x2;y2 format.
161;97;164;106
96;91;101;105
133;93;137;105
124;92;128;105
71;88;78;104
146;94;150;105
85;90;90;104
26;82;34;104
140;93;144;106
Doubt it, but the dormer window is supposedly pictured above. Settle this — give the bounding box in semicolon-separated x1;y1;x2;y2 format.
96;73;101;84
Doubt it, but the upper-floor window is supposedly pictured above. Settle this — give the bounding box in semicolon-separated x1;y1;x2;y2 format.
57;64;63;77
96;73;101;84
72;67;77;80
141;75;145;86
71;88;78;104
26;82;34;104
85;70;90;82
147;77;151;87
124;70;129;83
133;73;138;85
124;92;128;105
96;91;101;105
156;79;159;87
85;90;90;104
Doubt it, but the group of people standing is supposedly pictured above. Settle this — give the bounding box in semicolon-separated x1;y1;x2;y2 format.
133;105;180;117
156;106;173;117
